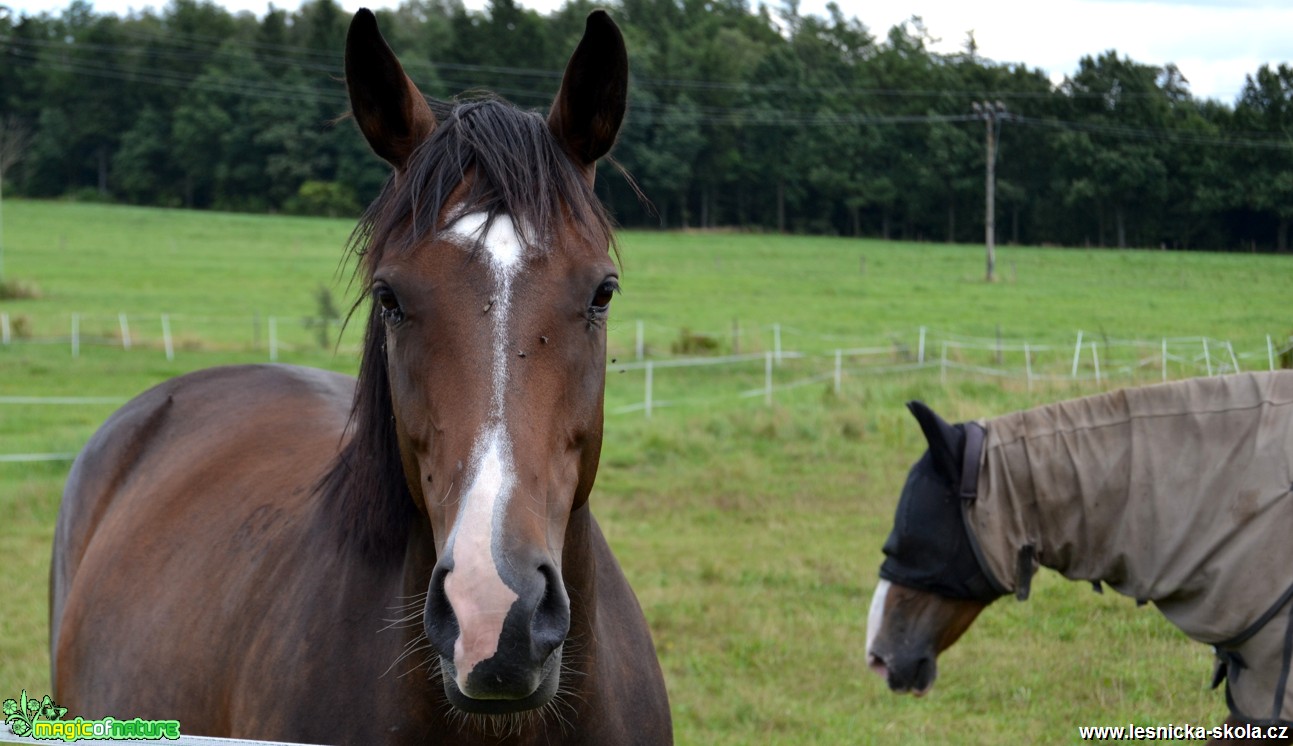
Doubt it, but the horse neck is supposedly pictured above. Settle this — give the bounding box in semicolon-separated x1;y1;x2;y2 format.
986;421;1130;582
979;377;1291;605
976;401;1161;596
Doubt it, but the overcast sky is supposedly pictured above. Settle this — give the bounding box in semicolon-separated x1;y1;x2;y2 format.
4;0;1289;103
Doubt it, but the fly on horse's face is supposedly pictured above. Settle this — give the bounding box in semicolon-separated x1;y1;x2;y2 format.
345;9;626;715
866;402;1004;695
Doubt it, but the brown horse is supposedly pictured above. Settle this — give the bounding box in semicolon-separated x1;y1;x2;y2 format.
868;373;1293;745
50;9;672;744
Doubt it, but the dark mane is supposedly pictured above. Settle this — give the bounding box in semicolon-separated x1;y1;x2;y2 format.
316;95;616;563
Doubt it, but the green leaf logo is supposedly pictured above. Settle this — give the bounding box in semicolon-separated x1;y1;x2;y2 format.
39;695;67;722
9;717;30;737
4;689;67;737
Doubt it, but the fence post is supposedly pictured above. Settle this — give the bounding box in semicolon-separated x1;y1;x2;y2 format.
1091;341;1100;385
1203;338;1212;376
1227;341;1240;373
162;314;174;361
764;351;773;406
71;313;80;358
269;317;279;362
1024;342;1033;392
635;320;644;361
833;349;842;395
918;326;926;364
644;361;653;419
1269;335;1276;372
119;312;131;350
1071;330;1084;378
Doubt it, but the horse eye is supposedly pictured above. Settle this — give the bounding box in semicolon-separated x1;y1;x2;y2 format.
591;279;619;309
373;285;404;324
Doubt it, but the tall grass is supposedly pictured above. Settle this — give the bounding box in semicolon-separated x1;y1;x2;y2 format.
3;199;1288;743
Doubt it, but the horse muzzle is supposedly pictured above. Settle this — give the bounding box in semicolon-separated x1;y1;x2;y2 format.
425;557;571;713
867;646;937;696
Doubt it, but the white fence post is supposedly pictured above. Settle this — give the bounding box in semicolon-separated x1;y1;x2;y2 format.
119;312;131;350
833;349;842;395
1024;342;1033;391
71;314;80;358
1071;330;1084;378
1227;341;1240;373
269;316;279;362
162;314;174;361
644;360;653;419
764;351;773;406
1269;335;1276;372
1203;338;1212;376
1091;341;1100;385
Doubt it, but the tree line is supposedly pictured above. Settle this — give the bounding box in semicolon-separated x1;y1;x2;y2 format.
2;0;1292;251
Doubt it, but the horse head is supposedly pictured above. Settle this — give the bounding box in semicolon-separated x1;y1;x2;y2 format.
866;401;1005;695
341;8;627;715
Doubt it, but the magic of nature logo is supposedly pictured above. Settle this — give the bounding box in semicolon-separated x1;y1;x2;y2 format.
3;690;180;741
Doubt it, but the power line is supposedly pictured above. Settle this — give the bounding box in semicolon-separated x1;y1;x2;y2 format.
4;33;1292;144
1012;114;1293;150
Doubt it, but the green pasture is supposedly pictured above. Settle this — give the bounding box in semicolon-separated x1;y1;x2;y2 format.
2;199;1290;744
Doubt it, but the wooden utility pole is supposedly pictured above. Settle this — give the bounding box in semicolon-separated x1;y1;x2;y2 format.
972;101;1010;283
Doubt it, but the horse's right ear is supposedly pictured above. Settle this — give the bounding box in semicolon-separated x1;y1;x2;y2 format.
907;401;964;484
345;8;436;171
547;10;628;181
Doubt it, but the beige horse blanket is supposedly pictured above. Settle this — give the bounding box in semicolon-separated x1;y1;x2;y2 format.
965;371;1293;724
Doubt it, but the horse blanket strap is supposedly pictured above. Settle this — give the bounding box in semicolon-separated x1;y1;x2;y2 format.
958;422;985;501
1014;545;1035;601
1217;594;1293;727
1213;648;1247;690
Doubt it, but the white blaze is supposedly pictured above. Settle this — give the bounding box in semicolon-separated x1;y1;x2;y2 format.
866;579;891;656
442;212;528;691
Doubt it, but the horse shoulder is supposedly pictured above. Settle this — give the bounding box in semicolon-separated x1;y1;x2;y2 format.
51;364;356;714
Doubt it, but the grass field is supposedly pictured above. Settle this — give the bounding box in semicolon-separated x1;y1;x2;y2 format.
2;199;1291;744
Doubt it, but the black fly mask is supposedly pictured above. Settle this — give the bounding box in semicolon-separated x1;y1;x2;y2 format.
878;402;1006;603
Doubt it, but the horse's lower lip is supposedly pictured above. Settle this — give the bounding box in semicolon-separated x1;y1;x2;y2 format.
439;648;562;715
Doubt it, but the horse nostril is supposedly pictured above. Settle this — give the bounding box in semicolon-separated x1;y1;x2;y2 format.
424;561;458;660
867;652;889;680
530;562;570;658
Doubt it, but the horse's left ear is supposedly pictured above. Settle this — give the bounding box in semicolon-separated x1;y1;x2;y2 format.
548;10;628;181
907;401;965;484
345;8;437;171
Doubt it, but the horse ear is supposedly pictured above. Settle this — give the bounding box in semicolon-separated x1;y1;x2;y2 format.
345;8;436;171
907;401;964;484
547;10;628;180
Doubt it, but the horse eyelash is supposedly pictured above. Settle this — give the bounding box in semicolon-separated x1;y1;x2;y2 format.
586;297;614;329
380;306;405;325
